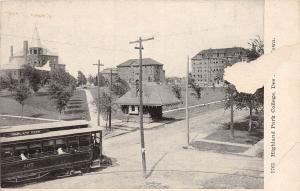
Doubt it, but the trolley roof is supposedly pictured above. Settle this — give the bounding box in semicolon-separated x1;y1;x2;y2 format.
1;126;101;143
0;120;89;134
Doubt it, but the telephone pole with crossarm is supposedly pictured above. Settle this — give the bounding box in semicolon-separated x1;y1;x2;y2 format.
129;36;154;178
93;60;104;126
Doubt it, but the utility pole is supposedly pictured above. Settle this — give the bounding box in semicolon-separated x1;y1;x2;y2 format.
93;60;104;126
109;68;112;129
186;56;190;146
129;36;154;178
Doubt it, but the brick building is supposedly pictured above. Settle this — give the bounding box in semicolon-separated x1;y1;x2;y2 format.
191;47;248;87
117;58;165;85
0;27;65;81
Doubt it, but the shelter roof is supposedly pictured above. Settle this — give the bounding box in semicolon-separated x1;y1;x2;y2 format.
115;82;182;106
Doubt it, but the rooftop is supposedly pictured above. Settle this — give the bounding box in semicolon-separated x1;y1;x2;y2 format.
115;82;181;106
30;26;42;48
192;47;247;60
117;58;163;67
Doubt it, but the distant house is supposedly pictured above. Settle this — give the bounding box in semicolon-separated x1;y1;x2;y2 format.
115;82;181;123
191;47;248;87
117;58;165;85
100;68;118;81
0;27;65;81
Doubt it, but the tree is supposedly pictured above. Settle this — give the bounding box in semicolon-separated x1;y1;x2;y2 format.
172;84;182;99
247;36;264;61
111;76;130;97
94;74;106;87
48;82;74;120
50;70;77;88
14;83;32;118
224;81;239;138
87;74;95;85
22;65;42;92
2;72;18;94
77;71;87;87
48;70;76;119
98;92;112;129
224;36;264;134
234;87;264;132
189;75;203;99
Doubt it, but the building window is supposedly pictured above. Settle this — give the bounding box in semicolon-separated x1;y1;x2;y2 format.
131;106;135;111
34;50;37;54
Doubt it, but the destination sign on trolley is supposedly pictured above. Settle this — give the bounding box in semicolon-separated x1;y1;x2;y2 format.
1;129;49;138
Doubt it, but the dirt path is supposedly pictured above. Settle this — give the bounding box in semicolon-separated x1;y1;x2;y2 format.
83;89;106;127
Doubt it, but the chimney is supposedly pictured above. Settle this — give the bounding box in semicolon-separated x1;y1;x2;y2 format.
23;41;28;56
23;41;28;63
10;46;13;57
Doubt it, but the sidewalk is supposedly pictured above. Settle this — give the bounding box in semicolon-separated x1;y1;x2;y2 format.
84;89;107;128
243;139;264;157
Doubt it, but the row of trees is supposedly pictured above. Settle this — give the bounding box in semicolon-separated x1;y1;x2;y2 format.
225;36;264;137
170;76;203;101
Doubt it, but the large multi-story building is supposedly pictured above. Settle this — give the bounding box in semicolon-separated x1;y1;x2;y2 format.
117;58;165;85
191;47;248;87
0;27;65;80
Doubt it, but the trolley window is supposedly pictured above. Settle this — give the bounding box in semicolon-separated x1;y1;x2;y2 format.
14;144;28;157
42;139;55;153
79;135;90;147
28;142;42;156
1;145;14;158
67;136;79;149
55;138;67;153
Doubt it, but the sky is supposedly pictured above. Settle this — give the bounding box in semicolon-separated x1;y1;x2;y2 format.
0;0;264;77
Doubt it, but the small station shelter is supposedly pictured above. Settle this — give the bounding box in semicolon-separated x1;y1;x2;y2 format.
115;82;182;123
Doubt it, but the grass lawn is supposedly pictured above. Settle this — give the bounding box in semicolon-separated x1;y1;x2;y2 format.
190;141;249;154
0;89;90;122
204;116;264;145
164;87;226;111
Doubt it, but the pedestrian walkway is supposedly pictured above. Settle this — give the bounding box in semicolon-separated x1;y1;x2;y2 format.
193;138;252;148
243;139;264;157
83;89;106;128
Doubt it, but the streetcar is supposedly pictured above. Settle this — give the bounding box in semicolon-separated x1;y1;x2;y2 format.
0;120;103;185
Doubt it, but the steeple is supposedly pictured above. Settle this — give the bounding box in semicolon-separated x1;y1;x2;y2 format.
31;26;42;48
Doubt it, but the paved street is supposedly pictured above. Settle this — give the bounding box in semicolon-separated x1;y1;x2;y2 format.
22;101;263;189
